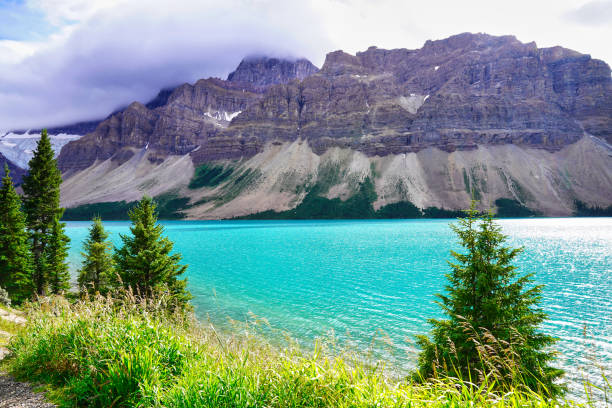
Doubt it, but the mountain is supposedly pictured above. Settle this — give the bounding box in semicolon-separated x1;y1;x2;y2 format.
0;132;82;170
56;35;612;218
0;131;82;187
0;152;27;185
58;78;263;174
227;56;319;87
0;116;108;178
29;120;102;136
0;88;183;175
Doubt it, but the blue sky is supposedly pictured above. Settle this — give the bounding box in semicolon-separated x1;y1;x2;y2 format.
0;0;56;41
0;0;611;132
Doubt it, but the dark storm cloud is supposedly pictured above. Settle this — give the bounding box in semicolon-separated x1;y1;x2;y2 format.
565;0;612;25
0;0;330;132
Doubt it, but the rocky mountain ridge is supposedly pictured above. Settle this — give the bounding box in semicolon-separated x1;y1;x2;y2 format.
52;33;612;217
227;56;319;87
193;33;611;163
58;56;319;174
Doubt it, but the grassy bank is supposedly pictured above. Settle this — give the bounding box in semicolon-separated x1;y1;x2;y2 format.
2;296;601;408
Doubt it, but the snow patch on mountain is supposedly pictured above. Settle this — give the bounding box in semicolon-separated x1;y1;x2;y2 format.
397;94;428;114
204;110;242;123
0;132;82;169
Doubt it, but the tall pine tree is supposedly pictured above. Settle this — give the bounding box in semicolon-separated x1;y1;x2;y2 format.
22;129;67;295
114;196;191;308
0;164;33;302
78;216;114;295
416;204;564;395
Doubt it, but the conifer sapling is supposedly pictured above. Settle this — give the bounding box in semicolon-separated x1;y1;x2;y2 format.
78;216;114;295
114;196;191;308
46;218;71;294
416;203;563;395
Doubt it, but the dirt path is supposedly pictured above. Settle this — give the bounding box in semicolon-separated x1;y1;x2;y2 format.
0;376;55;408
0;306;55;407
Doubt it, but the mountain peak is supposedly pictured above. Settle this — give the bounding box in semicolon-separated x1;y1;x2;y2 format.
227;56;319;86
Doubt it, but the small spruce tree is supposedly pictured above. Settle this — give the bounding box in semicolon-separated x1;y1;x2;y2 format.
416;203;564;396
114;196;191;308
0;164;33;302
46;218;71;294
22;129;65;295
78;216;114;295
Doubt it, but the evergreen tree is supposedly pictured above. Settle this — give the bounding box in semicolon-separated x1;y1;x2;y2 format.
114;196;191;308
78;216;114;295
22;129;65;295
416;204;564;395
0;164;33;302
46;218;71;294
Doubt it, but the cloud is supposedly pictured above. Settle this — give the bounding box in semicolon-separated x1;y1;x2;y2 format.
565;0;612;25
0;0;331;132
0;0;610;132
27;0;123;25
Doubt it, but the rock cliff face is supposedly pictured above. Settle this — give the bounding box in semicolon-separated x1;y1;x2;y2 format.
193;33;612;162
59;79;263;173
227;56;319;87
56;34;612;217
0;153;26;185
59;56;318;173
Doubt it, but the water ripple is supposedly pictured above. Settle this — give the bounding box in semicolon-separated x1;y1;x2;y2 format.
65;218;612;397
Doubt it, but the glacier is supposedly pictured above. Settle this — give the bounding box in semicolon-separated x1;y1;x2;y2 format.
0;132;82;169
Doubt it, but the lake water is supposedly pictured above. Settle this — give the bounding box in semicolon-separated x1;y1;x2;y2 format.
65;218;611;393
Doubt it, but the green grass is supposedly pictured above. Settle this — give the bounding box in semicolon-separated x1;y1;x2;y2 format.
0;305;23;346
0;316;21;338
4;296;598;408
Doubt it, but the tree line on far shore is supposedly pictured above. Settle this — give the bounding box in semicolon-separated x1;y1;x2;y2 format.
0;129;191;308
0;130;563;397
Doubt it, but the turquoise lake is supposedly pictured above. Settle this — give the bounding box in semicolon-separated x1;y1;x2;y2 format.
65;218;611;391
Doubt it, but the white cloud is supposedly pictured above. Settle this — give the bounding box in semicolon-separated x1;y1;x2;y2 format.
0;0;330;132
26;0;124;25
312;0;612;61
0;0;610;132
565;0;612;25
